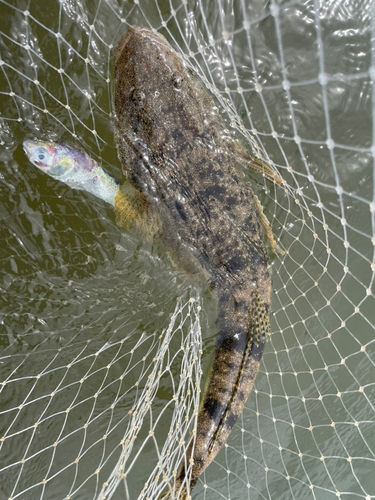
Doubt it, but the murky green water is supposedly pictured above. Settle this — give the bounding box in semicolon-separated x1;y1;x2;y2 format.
0;1;374;500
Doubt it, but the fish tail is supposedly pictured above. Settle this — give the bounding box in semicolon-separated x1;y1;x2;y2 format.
207;288;270;453
162;285;270;498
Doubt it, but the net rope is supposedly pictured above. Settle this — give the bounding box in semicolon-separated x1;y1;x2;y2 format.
0;0;374;499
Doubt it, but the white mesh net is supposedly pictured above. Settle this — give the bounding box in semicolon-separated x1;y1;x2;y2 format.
0;0;374;499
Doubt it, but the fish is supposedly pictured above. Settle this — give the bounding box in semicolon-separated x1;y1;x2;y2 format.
23;24;281;499
23;139;119;207
23;139;155;235
114;26;280;498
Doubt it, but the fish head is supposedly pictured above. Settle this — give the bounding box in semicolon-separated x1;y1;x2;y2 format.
23;140;74;179
114;26;212;151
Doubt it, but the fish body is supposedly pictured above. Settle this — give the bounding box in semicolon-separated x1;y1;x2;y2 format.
23;140;119;206
114;26;277;498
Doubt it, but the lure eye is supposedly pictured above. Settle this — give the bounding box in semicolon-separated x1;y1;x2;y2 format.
38;153;45;160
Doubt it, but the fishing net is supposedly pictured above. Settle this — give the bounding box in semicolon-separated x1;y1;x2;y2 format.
0;0;374;499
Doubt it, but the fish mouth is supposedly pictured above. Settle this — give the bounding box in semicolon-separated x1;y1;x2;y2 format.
34;160;47;168
115;25;172;64
131;26;169;46
22;140;47;168
22;140;32;157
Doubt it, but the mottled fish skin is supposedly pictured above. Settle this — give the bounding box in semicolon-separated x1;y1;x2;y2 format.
23;140;119;206
114;26;275;499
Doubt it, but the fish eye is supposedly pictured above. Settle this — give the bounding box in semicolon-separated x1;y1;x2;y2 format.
36;148;47;161
129;88;145;109
172;72;184;89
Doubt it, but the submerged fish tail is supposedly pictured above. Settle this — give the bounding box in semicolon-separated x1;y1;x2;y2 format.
165;283;270;499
